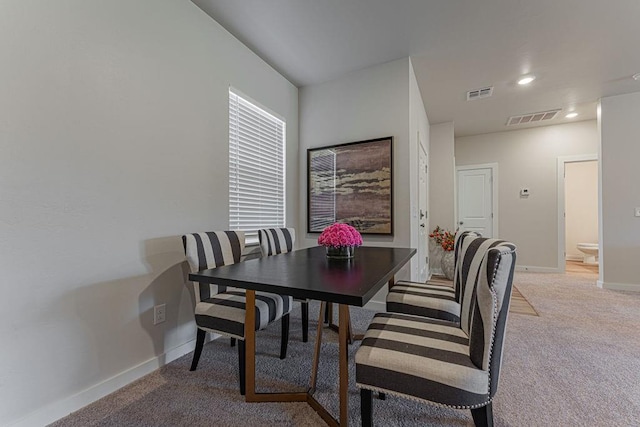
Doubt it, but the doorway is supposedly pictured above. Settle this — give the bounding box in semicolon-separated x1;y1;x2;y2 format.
456;164;498;237
557;154;599;275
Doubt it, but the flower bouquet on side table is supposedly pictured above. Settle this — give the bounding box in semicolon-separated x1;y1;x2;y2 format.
429;226;457;280
318;223;363;259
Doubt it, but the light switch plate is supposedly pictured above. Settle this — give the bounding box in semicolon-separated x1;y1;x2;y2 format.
635;207;640;217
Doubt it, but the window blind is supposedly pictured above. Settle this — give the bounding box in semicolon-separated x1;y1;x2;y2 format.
229;89;285;241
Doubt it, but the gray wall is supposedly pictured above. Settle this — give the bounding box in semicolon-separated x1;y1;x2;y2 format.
0;1;298;425
429;122;456;232
298;58;414;304
600;93;640;290
428;122;455;274
455;121;598;269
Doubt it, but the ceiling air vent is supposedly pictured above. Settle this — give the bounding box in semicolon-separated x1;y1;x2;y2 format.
466;86;493;101
507;109;560;126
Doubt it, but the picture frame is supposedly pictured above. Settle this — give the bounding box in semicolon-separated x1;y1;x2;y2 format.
307;136;393;235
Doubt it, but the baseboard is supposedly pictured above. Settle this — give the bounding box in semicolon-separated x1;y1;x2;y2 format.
598;280;640;292
516;265;560;273
9;339;197;427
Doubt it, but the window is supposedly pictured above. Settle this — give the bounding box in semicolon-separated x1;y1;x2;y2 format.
229;89;286;242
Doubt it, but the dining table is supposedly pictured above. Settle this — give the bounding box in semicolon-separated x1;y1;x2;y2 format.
189;245;416;426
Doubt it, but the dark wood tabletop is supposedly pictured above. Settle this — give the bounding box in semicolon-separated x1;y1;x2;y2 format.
189;246;416;307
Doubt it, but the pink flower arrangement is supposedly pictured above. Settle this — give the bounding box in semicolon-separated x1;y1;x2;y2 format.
318;223;363;248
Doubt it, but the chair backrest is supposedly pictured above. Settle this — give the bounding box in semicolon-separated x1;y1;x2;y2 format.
258;228;295;257
465;238;517;398
182;231;245;303
452;231;482;302
459;238;513;334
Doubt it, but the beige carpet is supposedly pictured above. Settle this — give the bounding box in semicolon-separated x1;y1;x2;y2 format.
51;271;640;426
430;275;538;316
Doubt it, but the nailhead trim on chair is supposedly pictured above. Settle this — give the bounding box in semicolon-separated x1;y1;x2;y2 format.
356;239;517;413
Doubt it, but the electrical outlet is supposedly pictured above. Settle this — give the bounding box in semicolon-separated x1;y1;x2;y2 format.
153;304;166;325
635;207;640;217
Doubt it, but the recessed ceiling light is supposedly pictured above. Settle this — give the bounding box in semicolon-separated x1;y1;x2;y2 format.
518;75;536;85
633;73;640;81
566;112;578;119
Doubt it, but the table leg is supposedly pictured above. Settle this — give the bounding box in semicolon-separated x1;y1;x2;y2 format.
243;289;308;403
345;307;354;345
388;275;395;292
309;301;326;393
329;302;356;345
245;289;257;401
244;294;352;426
339;304;349;426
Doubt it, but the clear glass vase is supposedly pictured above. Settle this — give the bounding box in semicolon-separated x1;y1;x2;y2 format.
325;246;355;259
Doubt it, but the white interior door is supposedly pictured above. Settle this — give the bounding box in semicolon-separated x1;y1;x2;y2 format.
418;146;428;282
457;167;493;237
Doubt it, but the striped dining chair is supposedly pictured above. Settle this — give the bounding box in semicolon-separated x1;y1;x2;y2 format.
356;238;516;427
386;230;481;322
258;228;310;342
182;231;293;395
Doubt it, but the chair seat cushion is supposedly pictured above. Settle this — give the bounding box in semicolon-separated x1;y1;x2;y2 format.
386;280;461;322
355;312;489;408
195;290;293;339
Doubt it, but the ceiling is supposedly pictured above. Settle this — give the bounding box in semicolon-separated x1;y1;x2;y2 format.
192;0;640;136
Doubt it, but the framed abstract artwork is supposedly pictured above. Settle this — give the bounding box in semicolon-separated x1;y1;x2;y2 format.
307;136;393;235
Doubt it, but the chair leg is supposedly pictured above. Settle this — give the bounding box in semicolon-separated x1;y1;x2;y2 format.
280;313;290;359
361;389;373;427
324;302;330;324
301;301;309;343
230;337;236;347
470;403;493;427
190;328;206;371
238;340;246;395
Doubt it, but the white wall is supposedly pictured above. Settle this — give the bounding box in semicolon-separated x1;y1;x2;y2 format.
0;1;298;425
456;121;598;270
299;58;415;305
599;93;640;290
565;161;598;260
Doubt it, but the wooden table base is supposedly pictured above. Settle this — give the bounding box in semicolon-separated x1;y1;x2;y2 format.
188;248;413;426
244;290;377;426
325;303;357;344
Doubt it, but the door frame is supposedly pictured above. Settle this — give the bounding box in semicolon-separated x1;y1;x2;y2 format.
417;142;429;282
557;154;598;274
455;163;499;238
